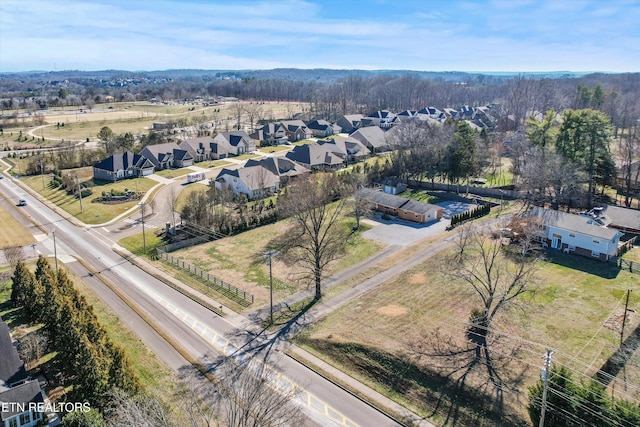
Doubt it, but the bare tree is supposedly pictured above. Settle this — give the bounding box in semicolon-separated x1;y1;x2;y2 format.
618;125;640;207
165;186;178;229
446;225;541;338
243;103;263;133
104;389;176;427
3;245;25;269
18;330;49;370
276;175;351;300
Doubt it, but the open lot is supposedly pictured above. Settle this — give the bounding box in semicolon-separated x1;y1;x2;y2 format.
296;247;640;426
151;218;385;309
0;204;35;248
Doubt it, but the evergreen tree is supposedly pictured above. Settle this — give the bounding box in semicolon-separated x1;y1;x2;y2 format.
447;121;479;184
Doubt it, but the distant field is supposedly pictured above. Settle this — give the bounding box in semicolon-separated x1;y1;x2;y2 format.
0;204;35;248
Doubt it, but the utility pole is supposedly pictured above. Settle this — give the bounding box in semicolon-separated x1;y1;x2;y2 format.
264;249;278;324
52;228;58;273
539;348;554;427
76;175;83;213
139;202;147;254
621;289;632;345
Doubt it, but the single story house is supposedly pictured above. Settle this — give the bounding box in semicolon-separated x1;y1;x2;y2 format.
285;143;345;171
93;151;154;182
592;205;640;234
529;206;622;261
0;321;45;427
359;188;443;224
139;143;194;170
214;165;280;200
349;126;389;152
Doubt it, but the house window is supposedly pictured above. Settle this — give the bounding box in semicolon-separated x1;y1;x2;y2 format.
20;413;31;424
592;251;600;258
569;233;575;237
593;239;600;244
9;417;18;427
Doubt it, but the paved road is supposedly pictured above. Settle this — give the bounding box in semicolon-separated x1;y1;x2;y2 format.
0;174;401;427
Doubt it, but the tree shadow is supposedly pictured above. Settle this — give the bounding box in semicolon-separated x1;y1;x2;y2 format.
299;337;527;426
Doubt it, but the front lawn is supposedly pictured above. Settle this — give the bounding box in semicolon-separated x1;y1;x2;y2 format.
0;205;35;248
153;167;196;179
20;174;157;224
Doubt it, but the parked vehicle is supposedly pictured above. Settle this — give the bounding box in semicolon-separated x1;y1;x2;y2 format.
187;172;206;183
18;199;27;206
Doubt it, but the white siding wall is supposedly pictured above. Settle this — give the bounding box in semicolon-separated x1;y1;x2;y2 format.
546;225;617;256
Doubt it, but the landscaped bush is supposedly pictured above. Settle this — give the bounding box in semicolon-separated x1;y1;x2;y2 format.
450;202;491;227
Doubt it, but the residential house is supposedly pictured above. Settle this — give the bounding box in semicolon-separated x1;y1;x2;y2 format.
93;151;155;182
336;114;364;133
179;136;215;162
245;157;310;184
285;143;345;171
139;142;194;170
615;159;640;192
592;205;640;234
279;120;312;141
306;120;337;137
359;188;443;224
317;138;370;162
349;126;389;152
214;165;280;200
0;321;46;427
213;131;256;155
529;206;622;261
251;123;288;145
417;107;446;121
362;110;399;129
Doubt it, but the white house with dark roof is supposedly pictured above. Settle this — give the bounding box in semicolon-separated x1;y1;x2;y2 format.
0;321;46;427
529;207;623;261
214;165;279;200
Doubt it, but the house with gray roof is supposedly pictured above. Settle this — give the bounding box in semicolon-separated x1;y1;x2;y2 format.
139;142;194;170
349;126;389;152
529;206;622;261
592;205;640;234
317;138;370;162
336;114;364;133
285;143;345;171
0;321;45;427
245;157;310;184
93;151;154;182
179;136;216;162
306;120;337;137
214;165;279;200
212;131;256;155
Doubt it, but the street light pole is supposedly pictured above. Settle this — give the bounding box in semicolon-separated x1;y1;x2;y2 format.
52;228;58;273
140;202;147;254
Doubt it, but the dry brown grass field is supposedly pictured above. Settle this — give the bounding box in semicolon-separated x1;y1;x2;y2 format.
0;204;35;248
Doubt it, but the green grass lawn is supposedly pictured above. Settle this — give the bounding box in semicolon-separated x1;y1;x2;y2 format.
161;216;384;310
398;188;444;204
20;174;157;224
118;231;166;256
194;159;233;168
295;247;640;426
153;167;196;179
256;145;292;153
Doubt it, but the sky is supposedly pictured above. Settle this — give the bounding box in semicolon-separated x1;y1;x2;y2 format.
1;0;639;73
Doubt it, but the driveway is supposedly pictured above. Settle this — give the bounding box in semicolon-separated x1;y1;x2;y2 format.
361;214;449;246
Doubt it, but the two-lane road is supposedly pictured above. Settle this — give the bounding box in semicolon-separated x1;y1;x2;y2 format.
0;175;402;427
